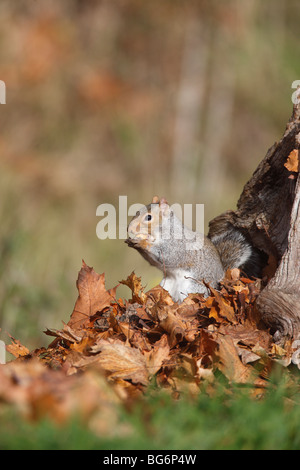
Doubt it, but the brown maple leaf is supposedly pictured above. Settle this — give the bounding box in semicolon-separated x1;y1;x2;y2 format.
68;260;117;330
92;339;149;385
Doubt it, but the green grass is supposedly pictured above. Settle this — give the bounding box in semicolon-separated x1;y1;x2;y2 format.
1;372;300;450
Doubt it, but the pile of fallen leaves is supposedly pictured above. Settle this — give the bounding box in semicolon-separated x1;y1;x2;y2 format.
0;261;298;435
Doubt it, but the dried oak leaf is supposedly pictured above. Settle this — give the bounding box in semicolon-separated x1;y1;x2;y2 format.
68;260;117;330
120;272;147;304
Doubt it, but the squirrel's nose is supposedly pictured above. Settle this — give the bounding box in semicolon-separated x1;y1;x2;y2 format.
125;238;140;248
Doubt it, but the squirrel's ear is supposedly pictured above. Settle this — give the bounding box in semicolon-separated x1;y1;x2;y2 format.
160;197;169;206
152;195;160;204
159;197;169;213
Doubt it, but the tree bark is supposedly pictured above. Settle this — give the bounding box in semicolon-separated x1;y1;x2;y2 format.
208;92;300;341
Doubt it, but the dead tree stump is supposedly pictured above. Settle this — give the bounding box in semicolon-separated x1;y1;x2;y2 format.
208;91;300;341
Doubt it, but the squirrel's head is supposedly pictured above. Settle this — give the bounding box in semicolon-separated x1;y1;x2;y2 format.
125;196;171;255
125;196;200;271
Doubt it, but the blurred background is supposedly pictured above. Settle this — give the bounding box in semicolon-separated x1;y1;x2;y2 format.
0;0;300;349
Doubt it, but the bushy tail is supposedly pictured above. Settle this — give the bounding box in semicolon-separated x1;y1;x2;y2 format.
209;224;264;278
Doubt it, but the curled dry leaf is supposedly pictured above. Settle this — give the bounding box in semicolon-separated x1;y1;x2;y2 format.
44;322;85;343
145;284;174;305
120;272;147;304
155;305;186;347
5;334;30;358
238;348;261;365
207;288;237;324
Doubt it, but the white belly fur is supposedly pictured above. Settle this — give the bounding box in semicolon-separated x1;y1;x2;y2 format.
160;269;209;302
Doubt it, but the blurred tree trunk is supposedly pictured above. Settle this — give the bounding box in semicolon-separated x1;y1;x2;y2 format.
208;90;300;341
170;17;209;202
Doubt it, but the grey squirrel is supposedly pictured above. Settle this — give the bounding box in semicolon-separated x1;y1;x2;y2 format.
125;196;259;303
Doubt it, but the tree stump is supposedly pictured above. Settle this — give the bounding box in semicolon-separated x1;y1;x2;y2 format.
208;91;300;341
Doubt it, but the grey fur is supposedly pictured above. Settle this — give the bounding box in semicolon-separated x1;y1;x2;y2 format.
126;201;254;302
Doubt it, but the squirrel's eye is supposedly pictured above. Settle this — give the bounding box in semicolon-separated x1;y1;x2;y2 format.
145;214;152;222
